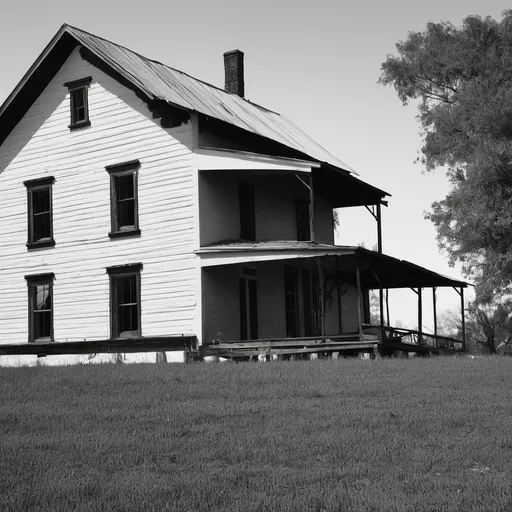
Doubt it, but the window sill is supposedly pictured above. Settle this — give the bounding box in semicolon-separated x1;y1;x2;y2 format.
108;229;141;239
27;239;55;250
69;120;91;131
29;338;54;344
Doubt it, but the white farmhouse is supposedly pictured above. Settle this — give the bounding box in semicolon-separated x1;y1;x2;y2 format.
0;25;467;364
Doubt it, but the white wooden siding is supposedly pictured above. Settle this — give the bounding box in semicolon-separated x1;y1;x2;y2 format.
0;47;198;345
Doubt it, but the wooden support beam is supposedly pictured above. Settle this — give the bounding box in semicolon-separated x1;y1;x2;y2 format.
355;257;363;339
461;287;466;346
379;285;385;342
309;175;315;242
385;288;390;327
336;256;343;335
318;261;326;337
376;202;382;254
432;287;438;348
417;287;423;345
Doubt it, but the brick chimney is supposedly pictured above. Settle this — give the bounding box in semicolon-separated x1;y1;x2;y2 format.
223;50;244;97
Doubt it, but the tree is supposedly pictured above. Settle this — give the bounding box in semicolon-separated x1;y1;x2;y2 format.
439;299;512;353
379;11;512;303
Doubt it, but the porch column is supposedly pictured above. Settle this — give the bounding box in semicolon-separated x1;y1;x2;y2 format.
417;287;423;345
317;260;326;337
309;175;315;242
453;287;466;347
460;287;466;346
376;202;382;254
379;284;385;342
385;288;390;326
432;287;438;348
355;257;363;339
336;256;343;335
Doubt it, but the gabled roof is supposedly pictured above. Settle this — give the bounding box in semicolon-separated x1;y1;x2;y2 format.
0;24;359;176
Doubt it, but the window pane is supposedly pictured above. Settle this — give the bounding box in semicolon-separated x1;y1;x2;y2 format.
32;189;50;214
34;311;51;339
71;89;86;123
117;199;135;228
35;284;51;310
118;304;138;334
33;212;51;241
115;174;134;201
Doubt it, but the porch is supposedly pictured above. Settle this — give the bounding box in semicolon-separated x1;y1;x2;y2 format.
196;242;468;360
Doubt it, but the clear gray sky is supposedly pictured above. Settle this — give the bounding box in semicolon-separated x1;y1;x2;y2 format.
0;0;508;329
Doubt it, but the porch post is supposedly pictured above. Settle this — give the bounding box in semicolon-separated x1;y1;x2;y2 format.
385;288;390;326
355;256;363;339
460;287;466;346
336;256;342;335
318;260;326;337
379;285;385;342
417;287;423;345
376;202;382;254
432;287;438;348
309;175;315;242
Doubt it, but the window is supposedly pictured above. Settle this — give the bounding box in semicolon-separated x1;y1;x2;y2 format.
240;268;258;340
25;273;54;342
24;177;55;249
107;264;142;338
106;160;140;238
239;181;255;240
296;200;311;241
64;77;92;129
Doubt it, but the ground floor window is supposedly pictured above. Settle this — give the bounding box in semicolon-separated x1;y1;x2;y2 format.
107;263;142;338
25;273;54;342
240;269;258;340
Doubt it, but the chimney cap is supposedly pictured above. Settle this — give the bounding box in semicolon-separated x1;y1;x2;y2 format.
223;49;244;57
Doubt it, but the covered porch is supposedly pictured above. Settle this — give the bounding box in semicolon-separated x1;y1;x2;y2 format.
196;242;468;359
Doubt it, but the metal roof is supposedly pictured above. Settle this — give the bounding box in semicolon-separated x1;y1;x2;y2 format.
196;241;468;288
63;25;355;174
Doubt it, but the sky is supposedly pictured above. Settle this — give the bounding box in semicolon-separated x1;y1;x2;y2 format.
0;0;509;332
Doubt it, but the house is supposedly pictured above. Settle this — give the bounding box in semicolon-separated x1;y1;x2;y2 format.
0;25;467;364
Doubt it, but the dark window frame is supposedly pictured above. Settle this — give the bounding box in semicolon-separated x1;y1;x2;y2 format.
24;176;55;250
25;273;55;343
239;181;256;240
106;160;141;239
64;77;92;130
107;263;142;339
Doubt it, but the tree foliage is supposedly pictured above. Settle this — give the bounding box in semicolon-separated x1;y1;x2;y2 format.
380;11;512;302
439;299;512;353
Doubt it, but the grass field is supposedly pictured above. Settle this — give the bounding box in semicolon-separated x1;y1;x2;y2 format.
1;357;512;512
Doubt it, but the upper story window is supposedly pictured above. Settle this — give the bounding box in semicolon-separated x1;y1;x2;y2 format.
106;160;141;239
64;77;92;130
24;177;55;249
239;181;255;240
296;200;311;241
107;264;142;338
25;273;54;343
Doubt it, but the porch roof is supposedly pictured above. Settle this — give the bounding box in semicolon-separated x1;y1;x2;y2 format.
196;241;469;289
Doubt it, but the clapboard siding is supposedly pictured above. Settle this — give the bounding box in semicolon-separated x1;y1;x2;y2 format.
0;47;199;345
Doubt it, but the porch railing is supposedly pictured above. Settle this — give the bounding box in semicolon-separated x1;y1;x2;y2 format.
363;325;464;352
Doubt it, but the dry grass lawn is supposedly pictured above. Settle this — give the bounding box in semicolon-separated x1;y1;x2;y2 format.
1;356;512;511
